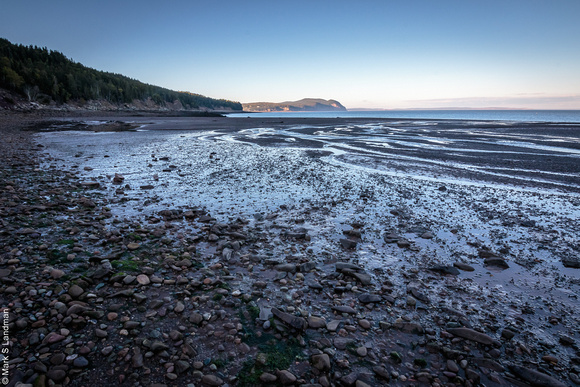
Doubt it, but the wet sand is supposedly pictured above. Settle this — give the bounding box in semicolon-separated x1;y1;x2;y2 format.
2;113;580;386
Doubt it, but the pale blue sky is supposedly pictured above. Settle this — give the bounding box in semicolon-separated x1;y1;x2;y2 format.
1;0;579;109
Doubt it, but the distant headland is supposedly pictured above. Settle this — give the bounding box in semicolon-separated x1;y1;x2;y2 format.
243;98;347;112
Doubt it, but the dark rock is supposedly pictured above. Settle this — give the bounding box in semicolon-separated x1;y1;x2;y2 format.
340;238;357;249
393;320;424;335
47;369;66;382
484;257;509;269
271;308;307;331
66;304;89;316
343;229;362;238
559;334;576;346
336;262;362;272
373;365;390;381
502;329;516;340
341;372;359;386
471;357;505;372
407;285;430;303
81;181;100;188
397;239;411;248
201;374;224;386
73;356;89;368
383;232;401;243
189;313;203;325
333;337;351;350
275;263;297;273
276;370;297;385
16;228;39;235
306;280;323;290
95;328;108;338
508;364;567;387
285;231;306;239
150;341;169;352
327;320;341;332
34;361;48;373
307;316;327;329
332;305;357;314
447;327;500;346
454;262;475;271
299;262;317;272
311;353;331;371
562;257;580;268
68;284;84;298
358;293;381;304
91;263;112;279
478;249;500;258
175;360;190;374
429;265;460;275
50;353;66;365
465;368;481;385
132;349;144;368
260;372;278;383
348;271;372;285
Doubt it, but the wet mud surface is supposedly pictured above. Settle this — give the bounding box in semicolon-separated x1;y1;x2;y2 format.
2;114;580;386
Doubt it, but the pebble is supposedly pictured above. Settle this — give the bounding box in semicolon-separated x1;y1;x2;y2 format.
276;370;297;384
73;356;89;368
50;269;65;279
174;301;185;313
358;293;381;303
358;319;371;329
127;242;140;250
308;316;327;329
136;274;150;285
327;320;341;332
312;353;331;370
260;372;278;383
68;284;84;298
201;374;224;386
447;359;459;373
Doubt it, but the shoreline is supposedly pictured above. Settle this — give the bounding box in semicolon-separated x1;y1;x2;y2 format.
1;112;579;386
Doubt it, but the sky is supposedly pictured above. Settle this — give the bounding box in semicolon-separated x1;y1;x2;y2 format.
1;0;580;109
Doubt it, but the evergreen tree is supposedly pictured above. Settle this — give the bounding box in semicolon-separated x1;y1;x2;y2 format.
0;38;242;110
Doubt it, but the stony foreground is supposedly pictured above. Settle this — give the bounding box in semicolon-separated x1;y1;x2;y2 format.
1;113;579;387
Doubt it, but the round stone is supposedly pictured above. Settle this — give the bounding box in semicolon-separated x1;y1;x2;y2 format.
136;274;150;285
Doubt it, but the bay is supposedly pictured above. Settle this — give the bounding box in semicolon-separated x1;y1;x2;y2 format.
229;109;580;123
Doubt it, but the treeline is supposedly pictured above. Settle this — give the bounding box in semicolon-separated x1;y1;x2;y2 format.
0;38;242;110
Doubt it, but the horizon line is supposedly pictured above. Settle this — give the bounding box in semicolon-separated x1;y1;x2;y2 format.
347;107;580;111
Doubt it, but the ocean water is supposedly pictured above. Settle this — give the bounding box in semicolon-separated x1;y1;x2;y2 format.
229;109;580;123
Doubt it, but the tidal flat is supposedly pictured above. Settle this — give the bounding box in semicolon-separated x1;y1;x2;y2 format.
2;113;580;386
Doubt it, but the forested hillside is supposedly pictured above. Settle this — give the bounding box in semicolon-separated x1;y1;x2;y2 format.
243;98;346;112
0;38;242;111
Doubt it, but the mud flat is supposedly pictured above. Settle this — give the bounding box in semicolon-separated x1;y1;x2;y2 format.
1;113;580;386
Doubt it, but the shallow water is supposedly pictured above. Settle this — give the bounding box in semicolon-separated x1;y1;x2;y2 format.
38;117;580;338
230;109;580;123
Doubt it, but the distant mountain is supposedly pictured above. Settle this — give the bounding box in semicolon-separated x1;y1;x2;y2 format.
243;98;347;112
0;38;242;111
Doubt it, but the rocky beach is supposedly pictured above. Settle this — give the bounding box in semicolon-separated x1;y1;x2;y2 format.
1;112;580;387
